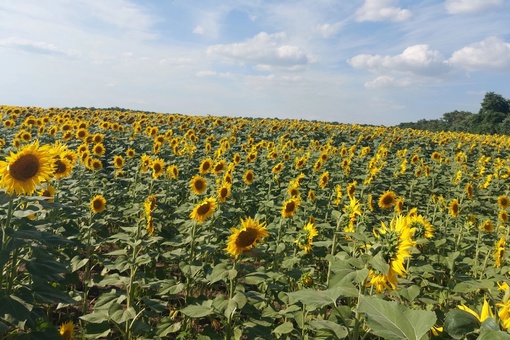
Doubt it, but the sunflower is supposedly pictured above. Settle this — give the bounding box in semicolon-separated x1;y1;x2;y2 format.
295;156;306;169
494;236;506;268
431;151;441;161
225;217;269;258
144;194;157;236
233;153;241;165
394;198;404;214
407;212;434;239
500;210;509;224
367;194;374;212
347;181;356;200
190;197;217;223
481;219;494;233
465;182;474;199
313;159;322;171
281;197;300;218
140;154;152;172
288;184;300;198
367;215;416;293
213;160;226;175
113;155;125;169
90;158;102;171
59;321;74;340
167;164;179;179
39;183;56;202
0;141;54;195
243;169;254;185
190;174;207;195
296;222;318;254
90;195;106;214
458;298;494;323
449;199;460;217
378;191;397;209
318;171;329;189
53;157;73;179
126;148;136;158
92;143;106;156
271;162;284;175
217;182;232;202
333;184;342;205
76;128;88;141
308;189;316;202
498;196;510;209
151;158;165;179
199;158;213;174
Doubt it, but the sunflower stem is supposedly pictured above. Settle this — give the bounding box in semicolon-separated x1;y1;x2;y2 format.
326;214;345;288
0;197;15;289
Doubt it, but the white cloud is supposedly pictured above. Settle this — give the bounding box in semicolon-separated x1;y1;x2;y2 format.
0;37;79;57
364;76;411;88
445;0;503;14
355;0;412;22
193;25;205;34
313;22;343;38
348;44;445;75
448;37;510;71
206;32;310;68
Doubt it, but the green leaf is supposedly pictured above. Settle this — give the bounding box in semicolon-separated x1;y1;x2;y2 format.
444;309;480;339
358;295;436;340
310;319;348;339
80;312;109;324
157;319;182;337
32;283;76;304
0;295;32;325
369;252;390;275
477;330;510;340
180;305;214;318
207;263;229;284
287;285;357;310
70;255;89;272
272;321;294;335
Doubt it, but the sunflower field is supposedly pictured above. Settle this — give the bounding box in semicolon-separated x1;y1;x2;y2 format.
1;105;510;339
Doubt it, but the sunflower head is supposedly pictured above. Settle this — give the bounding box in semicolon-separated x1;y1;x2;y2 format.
217;182;232;202
90;195;106;214
498;196;510;209
190;174;207;195
199;158;213;174
449;199;460;217
151;158;165;179
282;197;300;218
295;222;318;254
243;170;254;185
378;191;397;209
0;141;54;195
225;217;269;258
190;197;217;223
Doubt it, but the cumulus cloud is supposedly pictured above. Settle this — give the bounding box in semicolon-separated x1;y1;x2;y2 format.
355;0;412;22
445;0;503;14
206;32;310;68
348;44;446;75
448;36;510;71
193;25;205;34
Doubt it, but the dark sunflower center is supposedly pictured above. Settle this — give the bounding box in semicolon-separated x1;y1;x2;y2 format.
197;203;211;215
54;159;67;174
194;180;204;191
10;154;40;181
285;202;296;213
235;228;258;248
220;188;228;198
154;164;162;172
246;173;253;181
93;200;104;210
382;195;394;206
202;162;211;171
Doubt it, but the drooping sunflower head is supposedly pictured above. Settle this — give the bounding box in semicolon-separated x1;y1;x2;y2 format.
140;154;152;172
0;140;54;195
295;222;319;254
167;164;179;179
90;194;106;214
213;160;226;175
308;189;316;202
225;217;269;258
498;196;510;209
281;197;300;218
407;214;434;239
318;171;329;189
272;162;284;174
494;236;506;268
499;210;509;224
449;199;460;217
190;197;217;223
394;198;404;214
378;191;397;209
190;174;207;195
465;182;474;199
481;219;494;233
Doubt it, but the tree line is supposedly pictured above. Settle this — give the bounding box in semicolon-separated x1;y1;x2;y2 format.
397;92;510;135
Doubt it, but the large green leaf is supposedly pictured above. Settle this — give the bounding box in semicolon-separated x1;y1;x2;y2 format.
180;305;214;318
287;285;358;310
444;309;480;339
477;330;510;340
358;295;436;340
310;319;348;339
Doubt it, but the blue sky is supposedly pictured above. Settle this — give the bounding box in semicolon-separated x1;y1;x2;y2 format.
0;0;509;125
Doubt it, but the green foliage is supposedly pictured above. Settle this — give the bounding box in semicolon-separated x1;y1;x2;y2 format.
399;92;510;135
